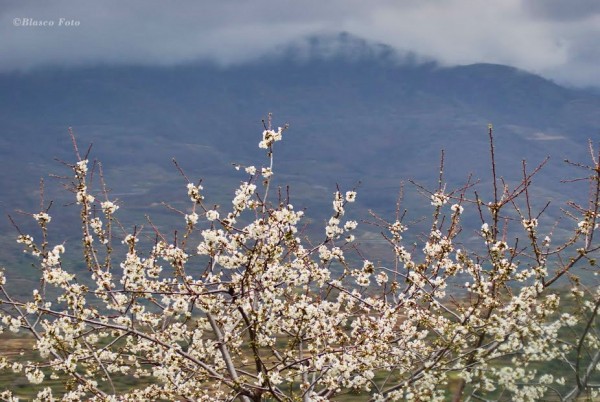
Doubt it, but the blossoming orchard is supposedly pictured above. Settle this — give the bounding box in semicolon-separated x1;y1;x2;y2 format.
1;119;600;401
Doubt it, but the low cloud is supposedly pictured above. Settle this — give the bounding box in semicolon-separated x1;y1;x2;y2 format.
529;131;567;141
1;0;599;88
523;0;600;21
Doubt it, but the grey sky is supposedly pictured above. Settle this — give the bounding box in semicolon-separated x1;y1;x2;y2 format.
1;0;599;88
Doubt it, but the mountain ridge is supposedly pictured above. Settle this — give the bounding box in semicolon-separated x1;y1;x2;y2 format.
1;48;599;282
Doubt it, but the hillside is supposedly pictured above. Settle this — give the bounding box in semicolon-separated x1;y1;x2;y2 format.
1;44;600;292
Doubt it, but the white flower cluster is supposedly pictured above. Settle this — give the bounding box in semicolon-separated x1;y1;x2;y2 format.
41;245;65;270
232;182;256;212
577;218;598;234
205;210;219;221
33;212;51;225
16;234;39;256
1;315;21;333
522;218;538;233
76;185;95;205
43;266;74;285
345;191;357;202
451;203;464;214
332;191;345;215
25;367;45;384
326;216;343;239
185;212;199;226
430;191;448;207
75;159;88;177
389;220;406;241
160;244;189;266
89;217;109;244
101;200;119;215
16;234;34;246
90;217;102;233
72;159;97;205
261;167;273;178
186;183;204;203
258;127;283;149
1;120;598;402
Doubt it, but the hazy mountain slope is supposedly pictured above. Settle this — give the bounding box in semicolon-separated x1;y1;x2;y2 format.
1;46;599;291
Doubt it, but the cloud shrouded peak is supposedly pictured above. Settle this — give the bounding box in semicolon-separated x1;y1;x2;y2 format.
1;0;599;88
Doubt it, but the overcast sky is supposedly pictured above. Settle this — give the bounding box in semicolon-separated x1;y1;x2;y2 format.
1;0;599;88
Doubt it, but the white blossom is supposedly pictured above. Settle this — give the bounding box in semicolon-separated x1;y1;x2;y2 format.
101;200;119;215
261;167;273;178
185;212;199;225
451;204;464;214
0;117;596;402
187;183;204;203
430;191;448;207
33;212;51;225
205;210;220;221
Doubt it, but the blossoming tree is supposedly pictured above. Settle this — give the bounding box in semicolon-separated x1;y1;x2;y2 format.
1;118;599;401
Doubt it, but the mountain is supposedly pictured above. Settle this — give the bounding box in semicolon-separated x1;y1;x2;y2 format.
1;39;600;292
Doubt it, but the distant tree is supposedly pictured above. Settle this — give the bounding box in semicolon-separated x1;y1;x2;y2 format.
1;117;599;401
